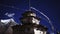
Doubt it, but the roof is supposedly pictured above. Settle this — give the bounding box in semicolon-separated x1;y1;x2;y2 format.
12;23;48;31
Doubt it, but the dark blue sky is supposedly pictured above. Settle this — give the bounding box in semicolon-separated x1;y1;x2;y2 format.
0;0;60;33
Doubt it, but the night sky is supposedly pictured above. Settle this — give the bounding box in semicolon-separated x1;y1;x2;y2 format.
0;0;60;33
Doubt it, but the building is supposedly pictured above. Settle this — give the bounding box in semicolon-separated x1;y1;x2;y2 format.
12;10;48;34
0;18;17;34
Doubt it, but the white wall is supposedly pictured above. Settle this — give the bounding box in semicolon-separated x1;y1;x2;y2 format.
34;28;46;34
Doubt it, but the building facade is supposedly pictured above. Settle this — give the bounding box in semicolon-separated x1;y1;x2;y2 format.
12;10;48;34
